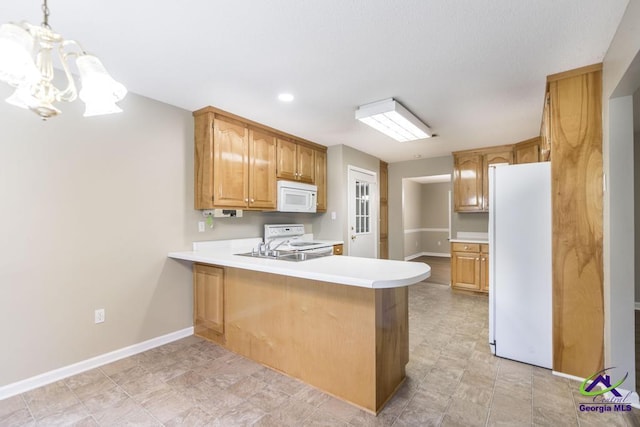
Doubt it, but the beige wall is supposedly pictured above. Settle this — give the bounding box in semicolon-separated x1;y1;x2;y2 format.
0;89;324;387
602;0;640;393
388;156;452;260
421;183;449;228
313;145;380;253
389;155;489;260
402;181;451;258
402;180;422;257
402;180;422;229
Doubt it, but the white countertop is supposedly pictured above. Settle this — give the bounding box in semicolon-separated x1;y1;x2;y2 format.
450;232;489;244
170;238;430;289
449;238;489;244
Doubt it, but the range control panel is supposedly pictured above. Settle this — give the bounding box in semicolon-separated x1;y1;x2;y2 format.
264;224;305;240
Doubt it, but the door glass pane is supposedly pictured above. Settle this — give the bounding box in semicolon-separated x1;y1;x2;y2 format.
354;180;370;235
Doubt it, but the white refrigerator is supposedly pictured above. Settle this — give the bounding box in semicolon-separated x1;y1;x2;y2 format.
488;161;552;369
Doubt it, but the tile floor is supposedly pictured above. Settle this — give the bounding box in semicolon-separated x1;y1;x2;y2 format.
2;279;639;426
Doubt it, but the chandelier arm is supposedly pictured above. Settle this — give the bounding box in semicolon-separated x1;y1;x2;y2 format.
55;43;77;102
61;39;88;56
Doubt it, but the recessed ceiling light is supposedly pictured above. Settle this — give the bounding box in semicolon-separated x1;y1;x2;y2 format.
278;93;294;102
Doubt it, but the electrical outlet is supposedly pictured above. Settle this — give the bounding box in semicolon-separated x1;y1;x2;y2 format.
95;309;105;324
198;221;205;232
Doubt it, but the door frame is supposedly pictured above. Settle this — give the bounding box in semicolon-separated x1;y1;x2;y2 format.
347;165;378;258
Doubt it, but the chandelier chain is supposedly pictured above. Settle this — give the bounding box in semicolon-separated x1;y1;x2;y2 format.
41;0;50;29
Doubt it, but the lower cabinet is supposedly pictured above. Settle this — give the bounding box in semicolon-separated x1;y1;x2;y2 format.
333;244;344;255
480;244;489;292
193;263;225;341
451;243;489;293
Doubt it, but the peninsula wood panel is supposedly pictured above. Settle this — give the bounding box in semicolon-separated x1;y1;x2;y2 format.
193;264;225;341
223;267;408;413
549;65;603;378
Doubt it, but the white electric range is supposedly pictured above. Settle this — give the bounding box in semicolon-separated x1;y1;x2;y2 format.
264;224;334;255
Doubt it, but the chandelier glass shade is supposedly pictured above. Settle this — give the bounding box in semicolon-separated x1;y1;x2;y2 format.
0;2;126;119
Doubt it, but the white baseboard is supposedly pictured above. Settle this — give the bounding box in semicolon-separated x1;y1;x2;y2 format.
553;370;640;409
0;326;194;400
404;251;451;261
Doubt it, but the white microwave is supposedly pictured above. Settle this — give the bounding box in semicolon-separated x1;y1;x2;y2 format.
277;181;317;213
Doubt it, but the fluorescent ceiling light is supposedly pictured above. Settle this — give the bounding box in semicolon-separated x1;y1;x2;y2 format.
355;98;431;142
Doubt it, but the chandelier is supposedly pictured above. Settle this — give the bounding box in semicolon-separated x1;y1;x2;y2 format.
0;0;126;119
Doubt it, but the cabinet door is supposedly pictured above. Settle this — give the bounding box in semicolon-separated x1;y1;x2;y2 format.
213;117;249;207
453;153;483;212
193;264;224;338
276;139;298;181
480;245;489;292
514;139;540;164
482;150;513;211
194;113;215;209
248;129;277;209
315;150;327;211
297;144;315;183
451;250;481;291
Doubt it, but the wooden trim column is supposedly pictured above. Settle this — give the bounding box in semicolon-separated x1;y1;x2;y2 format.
548;64;604;377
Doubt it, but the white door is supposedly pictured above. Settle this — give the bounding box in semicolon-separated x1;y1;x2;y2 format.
348;166;377;258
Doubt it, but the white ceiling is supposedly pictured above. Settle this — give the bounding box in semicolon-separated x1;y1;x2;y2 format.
1;1;629;162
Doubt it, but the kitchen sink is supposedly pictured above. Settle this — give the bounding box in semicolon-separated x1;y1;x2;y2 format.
235;250;331;262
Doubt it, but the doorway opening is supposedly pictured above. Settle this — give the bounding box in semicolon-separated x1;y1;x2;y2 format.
401;174;451;283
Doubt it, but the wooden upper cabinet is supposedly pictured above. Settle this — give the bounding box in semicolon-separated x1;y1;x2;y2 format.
276;139;297;181
297;144;315;183
276;139;315;183
212;116;249;208
453;153;483;212
514;137;541;164
453;146;516;212
482;149;513;211
315;150;327;211
248;128;277;209
194;106;327;211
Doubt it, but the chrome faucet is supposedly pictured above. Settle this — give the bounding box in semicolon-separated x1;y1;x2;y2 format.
266;239;290;253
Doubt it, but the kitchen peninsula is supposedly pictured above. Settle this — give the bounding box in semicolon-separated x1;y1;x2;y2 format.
169;239;430;413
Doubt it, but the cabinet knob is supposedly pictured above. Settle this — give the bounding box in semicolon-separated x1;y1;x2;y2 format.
244;198;249;203
250;198;255;203
464;245;469;250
